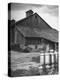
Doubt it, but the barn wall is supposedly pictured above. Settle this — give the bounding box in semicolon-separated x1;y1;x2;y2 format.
10;24;15;45
25;37;55;52
15;28;25;47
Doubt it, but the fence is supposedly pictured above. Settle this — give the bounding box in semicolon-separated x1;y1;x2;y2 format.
39;52;59;74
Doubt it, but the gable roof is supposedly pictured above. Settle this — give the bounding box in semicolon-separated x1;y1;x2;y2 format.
16;13;52;30
16;13;58;42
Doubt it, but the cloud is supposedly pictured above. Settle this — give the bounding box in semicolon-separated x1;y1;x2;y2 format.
40;5;59;17
10;3;43;11
10;3;58;17
47;5;59;16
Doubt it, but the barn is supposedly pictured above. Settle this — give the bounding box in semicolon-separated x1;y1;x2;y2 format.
10;10;58;52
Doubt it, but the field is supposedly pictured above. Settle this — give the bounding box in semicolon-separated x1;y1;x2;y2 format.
9;51;58;77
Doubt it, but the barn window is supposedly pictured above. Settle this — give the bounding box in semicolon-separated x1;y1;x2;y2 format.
35;15;38;25
35;15;37;18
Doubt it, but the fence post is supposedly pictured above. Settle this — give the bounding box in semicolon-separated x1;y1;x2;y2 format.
43;53;47;74
40;55;41;62
54;54;56;69
49;54;52;69
57;53;59;72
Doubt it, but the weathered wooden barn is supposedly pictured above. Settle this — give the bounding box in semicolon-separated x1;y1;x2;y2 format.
10;10;58;52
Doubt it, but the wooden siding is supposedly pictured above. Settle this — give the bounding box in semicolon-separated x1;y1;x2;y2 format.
15;27;25;46
10;25;15;45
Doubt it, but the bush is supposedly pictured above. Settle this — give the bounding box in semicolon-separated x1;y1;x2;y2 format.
32;56;40;63
10;44;23;52
23;47;32;53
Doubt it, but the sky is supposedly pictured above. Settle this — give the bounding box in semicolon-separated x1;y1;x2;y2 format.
9;3;59;30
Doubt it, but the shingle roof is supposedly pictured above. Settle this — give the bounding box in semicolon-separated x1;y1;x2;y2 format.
16;13;58;42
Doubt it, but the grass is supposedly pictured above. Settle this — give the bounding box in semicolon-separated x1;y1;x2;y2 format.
9;50;58;77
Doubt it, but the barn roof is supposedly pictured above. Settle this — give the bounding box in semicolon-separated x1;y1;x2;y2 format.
16;13;58;42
